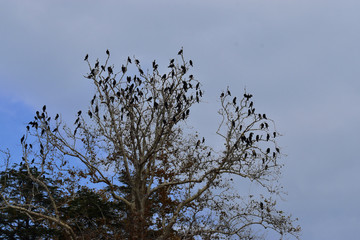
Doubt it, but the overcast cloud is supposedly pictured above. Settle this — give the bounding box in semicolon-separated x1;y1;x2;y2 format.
1;1;360;239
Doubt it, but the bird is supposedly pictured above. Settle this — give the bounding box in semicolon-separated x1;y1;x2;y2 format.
276;147;280;153
266;148;270;154
233;97;237;105
135;59;140;65
227;90;231;96
266;134;270;141
260;202;264;210
189;60;193;66
53;127;58;132
220;92;224;98
88;110;92;118
108;66;113;74
263;114;267;119
55;114;59;120
231;120;235;128
20;135;25;144
122;65;127;73
84;54;88;61
42;105;46;112
127;57;132;63
273;132;277;138
178;48;183;55
78;111;82;116
106;49;110;55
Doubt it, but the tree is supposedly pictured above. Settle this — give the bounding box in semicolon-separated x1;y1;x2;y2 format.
0;49;300;239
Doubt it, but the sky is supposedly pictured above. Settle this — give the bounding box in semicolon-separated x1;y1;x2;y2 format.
1;0;360;239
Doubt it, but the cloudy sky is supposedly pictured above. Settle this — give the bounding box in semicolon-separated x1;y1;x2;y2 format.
1;1;360;239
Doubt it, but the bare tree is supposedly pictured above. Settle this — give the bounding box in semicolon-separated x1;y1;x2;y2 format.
0;49;300;239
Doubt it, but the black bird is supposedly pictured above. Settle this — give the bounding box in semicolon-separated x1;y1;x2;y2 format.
84;54;88;61
55;114;59;120
189;75;194;80
95;105;99;113
273;132;277;138
101;65;105;71
53;127;58;132
122;65;127;73
196;82;200;90
233;97;237;105
189;60;193;66
273;152;276;158
231;120;235;128
227;90;231;96
154;102;158;109
220;92;225;98
202;137;205;143
106;49;110;55
108;66;113;74
127;56;132;63
26;126;30;131
186;109;190;115
20;135;25;144
263;114;267;119
276;147;280;153
266;148;270;154
147;97;153;102
42;105;46;112
266;133;270;141
264;122;269;128
162;74;166;80
260;202;264;210
207;152;211;157
135;59;140;65
127;76;131;83
249;101;253;108
88;110;92;118
31;158;35;164
178;48;183;55
78;111;82;116
260;123;264;129
139;68;144;75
